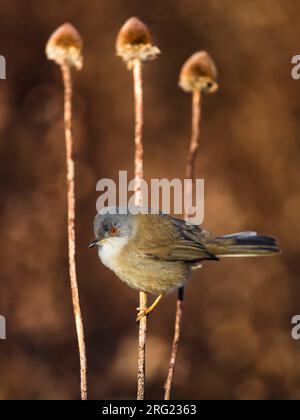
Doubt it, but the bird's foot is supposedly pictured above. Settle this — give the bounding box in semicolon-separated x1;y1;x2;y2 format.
135;294;164;322
136;307;149;323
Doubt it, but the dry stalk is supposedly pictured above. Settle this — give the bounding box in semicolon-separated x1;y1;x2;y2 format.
61;63;87;401
46;23;87;400
133;58;147;401
164;51;217;400
164;91;201;400
116;17;160;400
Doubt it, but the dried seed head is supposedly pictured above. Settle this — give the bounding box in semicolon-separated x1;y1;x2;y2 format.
116;17;160;68
179;51;218;93
46;23;83;70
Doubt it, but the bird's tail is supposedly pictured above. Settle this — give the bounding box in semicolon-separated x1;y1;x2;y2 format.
206;231;280;258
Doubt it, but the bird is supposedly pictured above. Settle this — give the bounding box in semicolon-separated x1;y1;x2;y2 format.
89;207;280;322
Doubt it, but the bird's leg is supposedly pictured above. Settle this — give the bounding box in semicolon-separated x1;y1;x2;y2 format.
136;294;163;322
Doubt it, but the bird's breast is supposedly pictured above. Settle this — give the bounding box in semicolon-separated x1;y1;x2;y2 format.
101;246;190;295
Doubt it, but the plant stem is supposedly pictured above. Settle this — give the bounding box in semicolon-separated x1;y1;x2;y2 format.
133;58;144;207
186;90;201;185
164;287;184;400
137;290;147;400
61;62;88;401
164;89;202;400
132;58;147;401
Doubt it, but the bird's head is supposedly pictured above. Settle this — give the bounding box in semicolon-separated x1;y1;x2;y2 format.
89;208;137;249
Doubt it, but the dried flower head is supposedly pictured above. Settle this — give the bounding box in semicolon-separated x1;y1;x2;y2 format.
46;23;83;70
179;51;218;93
116;17;160;68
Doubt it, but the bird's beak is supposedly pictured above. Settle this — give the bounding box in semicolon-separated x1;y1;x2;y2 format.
89;237;102;248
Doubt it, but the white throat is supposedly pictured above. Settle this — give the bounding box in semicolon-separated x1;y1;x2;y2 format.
98;237;129;271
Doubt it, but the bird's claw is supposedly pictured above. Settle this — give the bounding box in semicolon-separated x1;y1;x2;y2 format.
136;307;148;323
135;294;164;322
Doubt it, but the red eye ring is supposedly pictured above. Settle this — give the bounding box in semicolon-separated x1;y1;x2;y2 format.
109;226;118;236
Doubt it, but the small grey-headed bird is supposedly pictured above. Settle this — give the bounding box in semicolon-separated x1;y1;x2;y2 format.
90;208;279;321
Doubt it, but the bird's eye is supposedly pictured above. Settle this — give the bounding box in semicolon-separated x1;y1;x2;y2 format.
109;226;119;236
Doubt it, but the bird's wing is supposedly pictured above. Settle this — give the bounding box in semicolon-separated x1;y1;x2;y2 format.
138;214;218;262
161;238;217;261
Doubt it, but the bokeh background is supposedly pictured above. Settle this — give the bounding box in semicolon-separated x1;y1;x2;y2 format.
0;0;300;400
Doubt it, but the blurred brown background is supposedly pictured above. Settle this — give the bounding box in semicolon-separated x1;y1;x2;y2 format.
0;0;300;400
